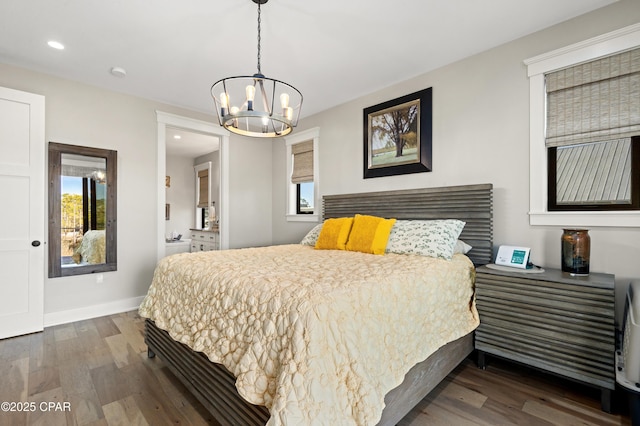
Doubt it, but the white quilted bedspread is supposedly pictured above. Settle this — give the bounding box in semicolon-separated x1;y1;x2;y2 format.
139;244;479;425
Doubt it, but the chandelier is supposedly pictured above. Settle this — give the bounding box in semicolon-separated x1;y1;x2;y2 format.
211;0;303;138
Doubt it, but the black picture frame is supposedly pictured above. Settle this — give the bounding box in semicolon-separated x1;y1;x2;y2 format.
363;87;432;179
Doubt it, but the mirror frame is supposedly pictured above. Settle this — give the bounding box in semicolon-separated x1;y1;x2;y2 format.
48;142;117;277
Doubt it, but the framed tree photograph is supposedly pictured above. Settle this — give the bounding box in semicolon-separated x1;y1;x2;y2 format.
363;87;432;179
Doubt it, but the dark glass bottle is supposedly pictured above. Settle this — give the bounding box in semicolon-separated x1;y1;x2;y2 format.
561;229;590;276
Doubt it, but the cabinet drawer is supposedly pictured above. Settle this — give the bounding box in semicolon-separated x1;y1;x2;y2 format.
190;241;218;252
190;230;220;251
476;300;614;340
475;334;614;389
476;273;614;315
476;322;613;362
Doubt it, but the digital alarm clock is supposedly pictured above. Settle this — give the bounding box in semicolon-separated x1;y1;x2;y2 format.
495;245;532;269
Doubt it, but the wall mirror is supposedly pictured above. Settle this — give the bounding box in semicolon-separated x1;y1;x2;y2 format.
48;142;117;277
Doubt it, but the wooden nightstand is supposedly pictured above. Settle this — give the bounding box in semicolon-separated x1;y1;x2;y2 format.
474;265;615;412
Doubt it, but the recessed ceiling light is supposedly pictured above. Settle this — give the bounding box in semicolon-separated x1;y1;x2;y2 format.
47;40;65;50
173;135;182;140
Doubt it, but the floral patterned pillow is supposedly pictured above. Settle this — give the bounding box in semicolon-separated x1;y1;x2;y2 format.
300;223;323;246
385;219;466;260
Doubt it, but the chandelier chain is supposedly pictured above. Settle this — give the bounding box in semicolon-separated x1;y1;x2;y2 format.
256;2;262;75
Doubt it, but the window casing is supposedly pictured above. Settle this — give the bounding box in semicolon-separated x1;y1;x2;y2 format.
285;127;320;222
525;23;640;227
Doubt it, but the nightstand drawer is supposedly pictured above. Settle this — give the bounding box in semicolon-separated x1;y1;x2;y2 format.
474;265;615;402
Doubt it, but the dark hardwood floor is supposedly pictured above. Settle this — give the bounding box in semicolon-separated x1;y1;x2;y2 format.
0;311;632;425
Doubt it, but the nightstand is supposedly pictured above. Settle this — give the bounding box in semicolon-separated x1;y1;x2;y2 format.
474;265;615;412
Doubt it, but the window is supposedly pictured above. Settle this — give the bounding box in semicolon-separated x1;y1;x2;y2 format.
197;168;209;208
548;137;640;211
194;161;212;228
545;47;640;212
525;23;640;227
285;127;320;222
296;182;314;214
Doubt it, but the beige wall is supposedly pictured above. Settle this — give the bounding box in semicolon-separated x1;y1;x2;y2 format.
165;154;195;238
227;137;273;248
273;0;640;323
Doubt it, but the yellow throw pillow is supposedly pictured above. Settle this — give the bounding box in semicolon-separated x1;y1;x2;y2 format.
346;214;396;255
315;217;354;250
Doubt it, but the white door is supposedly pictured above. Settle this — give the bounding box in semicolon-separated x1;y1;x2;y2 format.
0;87;45;339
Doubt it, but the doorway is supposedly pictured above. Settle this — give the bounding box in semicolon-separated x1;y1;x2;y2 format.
156;112;229;261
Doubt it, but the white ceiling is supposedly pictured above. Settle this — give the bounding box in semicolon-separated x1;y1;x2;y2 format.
0;0;616;125
166;127;219;158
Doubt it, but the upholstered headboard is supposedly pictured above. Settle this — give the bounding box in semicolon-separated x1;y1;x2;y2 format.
322;183;493;266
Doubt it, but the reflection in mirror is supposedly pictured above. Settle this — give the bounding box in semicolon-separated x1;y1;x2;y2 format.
48;143;117;278
61;154;106;265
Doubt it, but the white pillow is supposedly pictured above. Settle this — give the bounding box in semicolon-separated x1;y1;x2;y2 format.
300;223;323;246
385;219;466;260
454;240;472;254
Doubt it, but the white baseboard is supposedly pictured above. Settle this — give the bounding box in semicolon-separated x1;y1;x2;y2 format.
44;296;145;327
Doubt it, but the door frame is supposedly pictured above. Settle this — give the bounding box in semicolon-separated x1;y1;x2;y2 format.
156;111;230;261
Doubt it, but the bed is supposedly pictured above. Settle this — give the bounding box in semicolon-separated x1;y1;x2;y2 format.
140;183;493;425
72;229;106;264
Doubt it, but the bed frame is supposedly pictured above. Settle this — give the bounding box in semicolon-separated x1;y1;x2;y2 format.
145;183;493;425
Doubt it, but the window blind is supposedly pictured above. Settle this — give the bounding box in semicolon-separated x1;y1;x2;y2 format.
197;169;209;208
291;140;313;184
545;47;640;148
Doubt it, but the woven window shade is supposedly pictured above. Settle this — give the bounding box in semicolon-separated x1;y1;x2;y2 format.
197;169;209;208
291;140;313;184
545;47;640;148
61;164;106;178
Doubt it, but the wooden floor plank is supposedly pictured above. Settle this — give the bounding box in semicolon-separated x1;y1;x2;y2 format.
104;334;131;369
26;386;68;426
102;395;149;426
31;328;58;373
522;399;604;426
546;394;623;426
435;378;488;409
80;329;119;371
0;312;632;426
0;333;32;363
93;316;121;339
90;362;126;406
57;363;104;425
110;315;147;354
0;357;29;403
27;365;61;397
52;324;77;343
